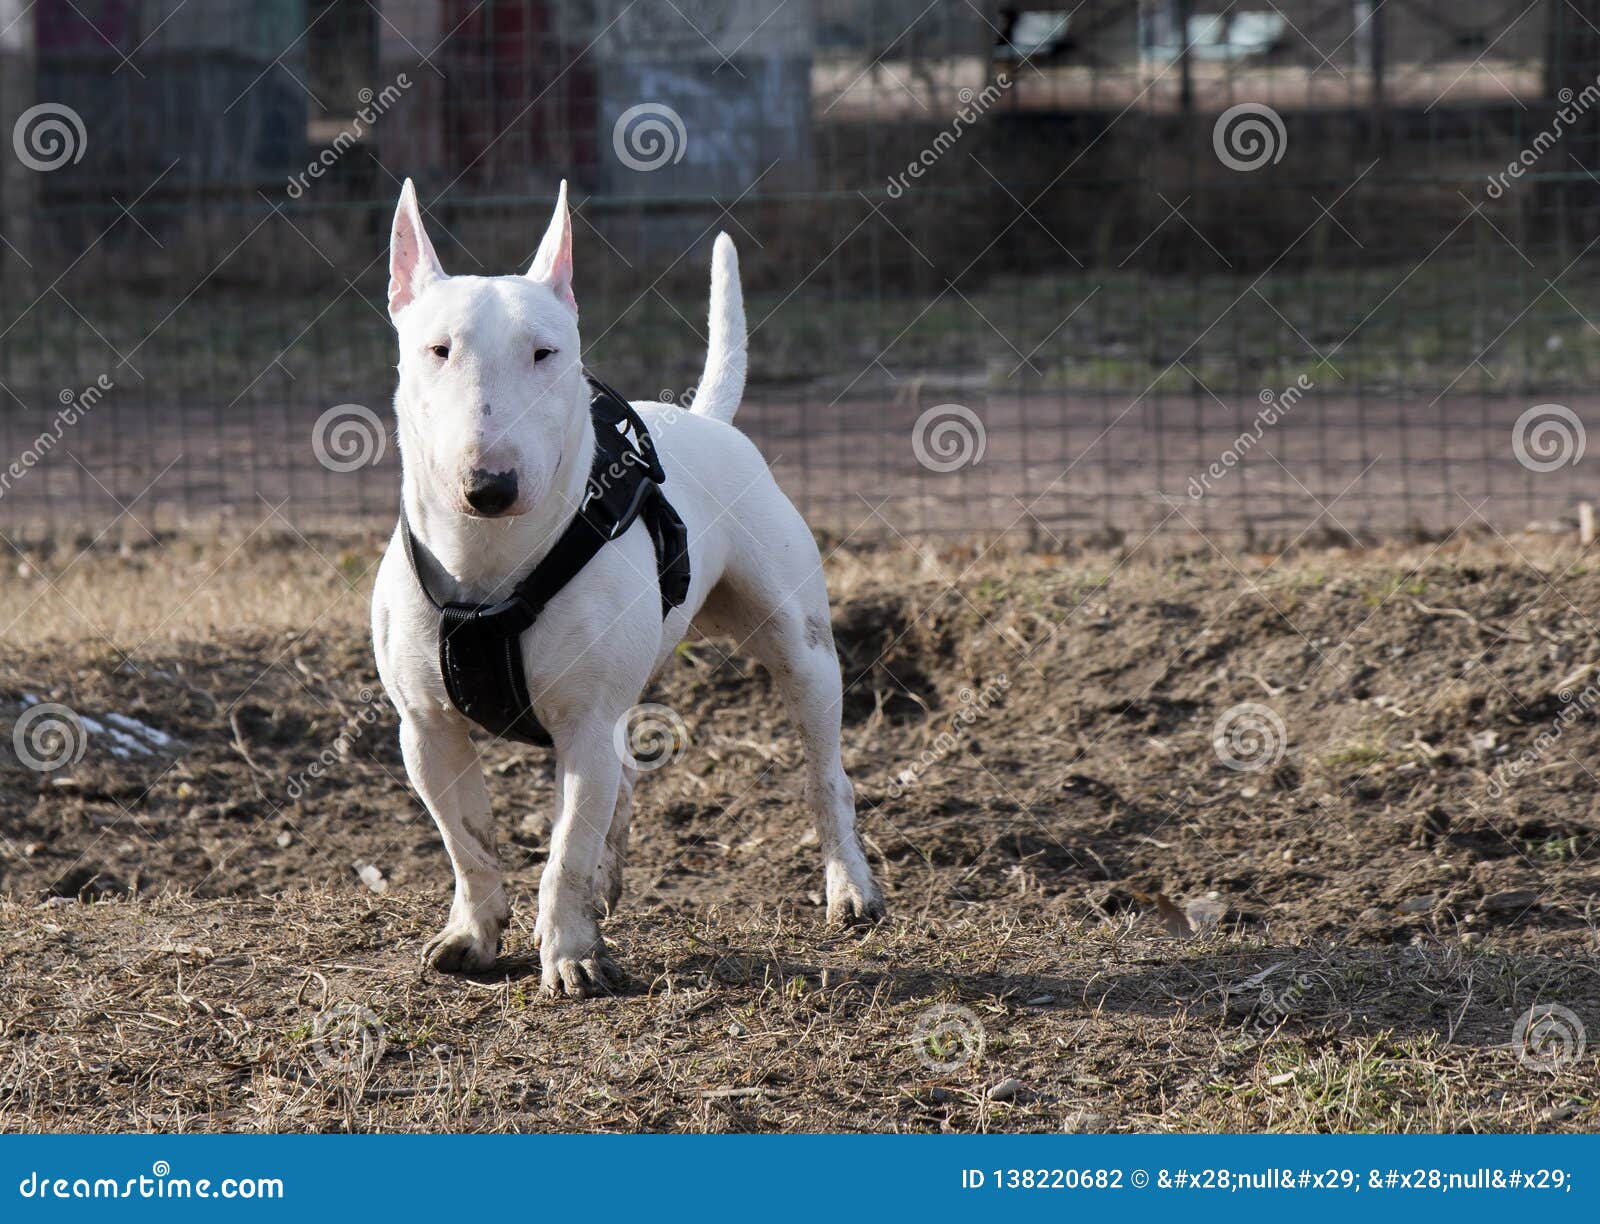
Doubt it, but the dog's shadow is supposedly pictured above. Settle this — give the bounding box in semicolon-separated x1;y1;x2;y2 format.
543;934;1591;1052
435;924;1595;1055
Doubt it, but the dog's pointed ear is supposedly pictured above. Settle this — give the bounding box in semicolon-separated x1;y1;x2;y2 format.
527;179;576;314
388;178;446;321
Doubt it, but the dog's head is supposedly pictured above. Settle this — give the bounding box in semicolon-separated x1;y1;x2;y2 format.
387;179;585;519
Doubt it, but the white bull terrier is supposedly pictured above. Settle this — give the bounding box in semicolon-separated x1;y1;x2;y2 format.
370;180;885;996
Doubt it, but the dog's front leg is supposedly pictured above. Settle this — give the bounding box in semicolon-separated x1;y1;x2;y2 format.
400;713;509;972
536;719;624;997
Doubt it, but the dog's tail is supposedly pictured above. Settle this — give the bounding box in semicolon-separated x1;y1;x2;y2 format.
689;233;746;425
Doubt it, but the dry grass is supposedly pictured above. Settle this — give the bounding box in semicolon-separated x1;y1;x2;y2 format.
2;527;1600;1132
3;892;1595;1133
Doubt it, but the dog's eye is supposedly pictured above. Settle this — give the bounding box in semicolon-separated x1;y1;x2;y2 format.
428;343;450;361
534;347;555;363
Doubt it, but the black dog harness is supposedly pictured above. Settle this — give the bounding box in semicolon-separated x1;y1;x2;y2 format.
400;375;690;746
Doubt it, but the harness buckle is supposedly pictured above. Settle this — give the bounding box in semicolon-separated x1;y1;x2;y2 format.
441;593;536;637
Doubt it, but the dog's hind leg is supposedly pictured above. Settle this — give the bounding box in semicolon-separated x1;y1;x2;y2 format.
702;558;885;926
400;713;509;972
595;762;635;916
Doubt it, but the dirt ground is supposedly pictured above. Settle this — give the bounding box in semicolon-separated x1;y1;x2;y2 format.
1;530;1598;1133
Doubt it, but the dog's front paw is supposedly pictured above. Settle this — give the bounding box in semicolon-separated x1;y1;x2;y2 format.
826;868;886;927
422;909;505;974
535;915;624;998
422;902;502;979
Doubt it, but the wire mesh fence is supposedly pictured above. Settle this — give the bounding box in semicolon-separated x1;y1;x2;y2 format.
2;0;1600;545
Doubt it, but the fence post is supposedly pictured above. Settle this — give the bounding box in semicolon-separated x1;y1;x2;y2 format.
1368;0;1386;155
1176;0;1194;116
0;0;36;287
1545;0;1600;241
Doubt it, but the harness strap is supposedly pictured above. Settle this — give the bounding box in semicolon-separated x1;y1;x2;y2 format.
400;375;689;745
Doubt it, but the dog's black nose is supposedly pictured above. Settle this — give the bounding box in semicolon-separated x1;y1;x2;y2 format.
464;468;519;516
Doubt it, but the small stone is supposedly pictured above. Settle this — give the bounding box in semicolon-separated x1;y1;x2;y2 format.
1480;889;1538;915
1537;1101;1580;1125
987;1077;1023;1102
1024;994;1054;1006
354;862;388;894
1400;895;1437;915
275;831;292;848
727;1021;748;1038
